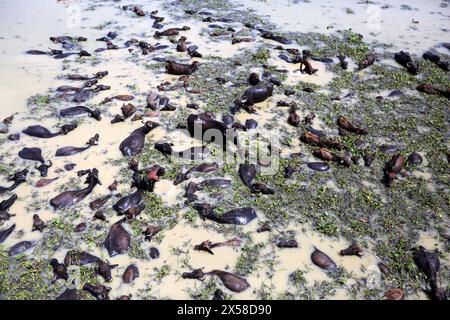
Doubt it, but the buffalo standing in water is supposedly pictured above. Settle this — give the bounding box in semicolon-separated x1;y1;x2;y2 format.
340;243;363;257
0;194;18;221
182;268;206;280
312;148;352;167
232;82;274;114
156;142;210;161
407;152;423;166
66;70;108;81
193;203;257;225
238;164;256;187
154;26;190;38
165;60;199;75
307;162;330;172
238;164;274;194
50;168;101;209
131;164;165;193
394;51;419;75
56;288;78;300
63;250;116;282
49;258;68;281
0;169;28;194
181;268;250;293
423;51;449;71
83;283;111;300
60;106;102;121
112;191;143;215
22;123;77;138
0;224;15;243
183;178;231;204
70;85;111;103
18;147;53;177
119;121;159;156
257;29;292;44
383;154;404;187
104;219;131;257
186;114;233;149
358;53;376;70
9;240;36;256
412;246;447;300
336;116;368;135
208;270;250;293
64;250;102;265
337;55;348;70
128;158;163;183
18;147;45;163
242;82;274;105
311;247;337;271
122;264;139;284
194;238;241;255
300;131;345;150
55;134;99;156
173;162;218;185
413;246;441;282
187;114;227;139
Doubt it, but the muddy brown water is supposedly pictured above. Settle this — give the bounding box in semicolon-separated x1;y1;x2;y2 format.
0;0;447;300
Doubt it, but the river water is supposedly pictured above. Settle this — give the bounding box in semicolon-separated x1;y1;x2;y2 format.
0;0;448;300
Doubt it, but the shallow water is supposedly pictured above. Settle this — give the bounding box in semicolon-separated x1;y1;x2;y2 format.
234;0;450;55
0;0;448;300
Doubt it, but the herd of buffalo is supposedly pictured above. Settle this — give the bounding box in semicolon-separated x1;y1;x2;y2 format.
0;4;448;300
